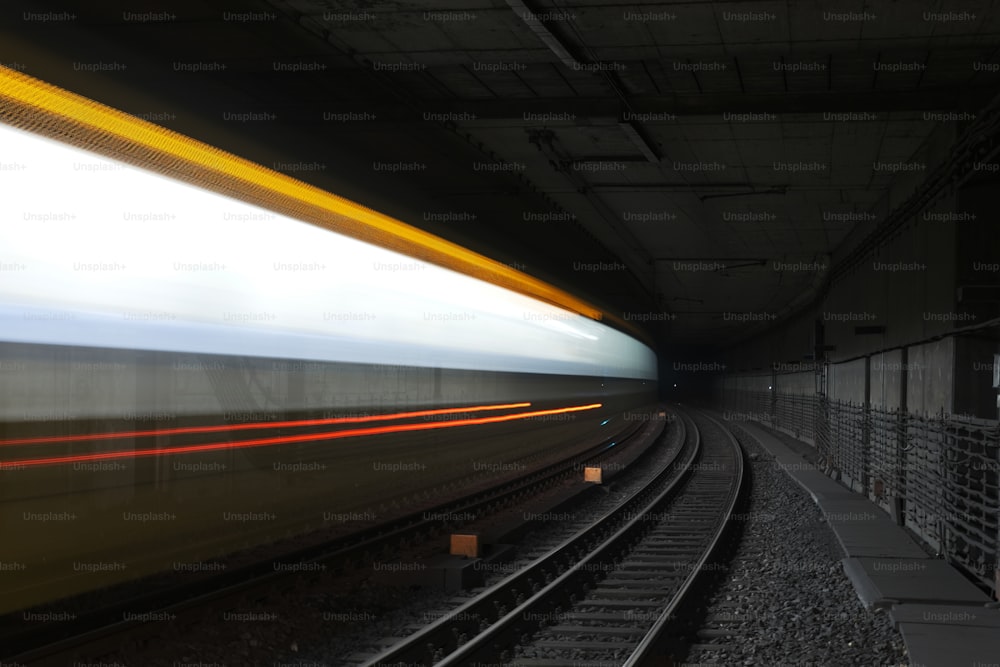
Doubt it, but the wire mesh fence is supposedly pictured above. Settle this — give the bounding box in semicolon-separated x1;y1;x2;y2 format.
775;392;818;443
716;389;999;595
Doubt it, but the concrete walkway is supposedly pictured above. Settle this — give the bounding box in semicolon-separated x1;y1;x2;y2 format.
733;419;1000;667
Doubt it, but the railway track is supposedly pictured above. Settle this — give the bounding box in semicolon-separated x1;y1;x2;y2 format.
362;406;745;666
2;411;663;665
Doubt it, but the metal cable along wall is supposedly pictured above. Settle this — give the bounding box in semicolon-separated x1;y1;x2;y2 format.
718;384;1000;596
935;415;998;587
868;406;907;514
717;385;771;424
816;400;867;493
775;393;819;443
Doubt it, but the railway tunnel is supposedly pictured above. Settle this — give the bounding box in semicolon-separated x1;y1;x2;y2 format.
1;1;1000;665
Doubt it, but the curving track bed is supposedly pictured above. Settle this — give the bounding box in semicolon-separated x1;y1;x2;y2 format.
363;406;745;666
1;407;658;664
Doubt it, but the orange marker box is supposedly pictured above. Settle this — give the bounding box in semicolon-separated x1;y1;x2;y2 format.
450;533;480;558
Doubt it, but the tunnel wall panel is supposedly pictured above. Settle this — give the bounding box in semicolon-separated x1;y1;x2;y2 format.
712;337;997;595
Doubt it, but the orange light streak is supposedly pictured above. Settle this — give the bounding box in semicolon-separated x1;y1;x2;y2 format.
0;403;602;469
0;402;533;446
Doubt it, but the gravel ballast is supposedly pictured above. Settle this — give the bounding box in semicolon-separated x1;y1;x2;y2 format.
93;414;911;666
684;420;910;667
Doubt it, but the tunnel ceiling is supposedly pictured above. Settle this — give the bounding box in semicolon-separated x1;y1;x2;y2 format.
3;0;999;351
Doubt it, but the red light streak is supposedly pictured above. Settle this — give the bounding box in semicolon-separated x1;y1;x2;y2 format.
0;403;602;469
0;402;533;446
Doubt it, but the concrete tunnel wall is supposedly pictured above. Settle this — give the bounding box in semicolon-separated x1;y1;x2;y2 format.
706;120;1000;589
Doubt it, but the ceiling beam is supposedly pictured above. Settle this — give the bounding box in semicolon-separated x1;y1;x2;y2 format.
313;86;994;122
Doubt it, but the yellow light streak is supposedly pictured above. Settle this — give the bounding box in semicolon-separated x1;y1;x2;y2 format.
0;66;614;322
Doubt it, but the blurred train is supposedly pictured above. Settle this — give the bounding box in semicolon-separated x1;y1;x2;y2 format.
0;67;658;615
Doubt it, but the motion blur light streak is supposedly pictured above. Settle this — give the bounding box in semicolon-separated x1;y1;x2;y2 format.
0;66;609;324
0;68;657;618
0;118;655;379
0;402;534;447
0;403;603;469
